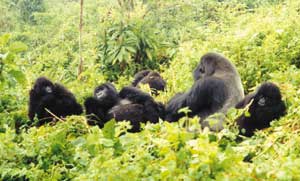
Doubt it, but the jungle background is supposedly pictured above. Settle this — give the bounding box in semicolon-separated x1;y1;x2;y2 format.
1;0;300;180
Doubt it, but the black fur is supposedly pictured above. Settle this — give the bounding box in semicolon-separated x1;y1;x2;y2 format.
84;83;119;127
84;84;165;132
132;70;166;95
28;77;83;126
165;52;244;131
235;82;286;137
166;77;228;122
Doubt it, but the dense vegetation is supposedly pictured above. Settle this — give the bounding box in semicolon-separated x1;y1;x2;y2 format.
1;0;300;180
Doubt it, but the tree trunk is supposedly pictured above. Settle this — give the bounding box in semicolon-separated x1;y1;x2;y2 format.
78;0;84;77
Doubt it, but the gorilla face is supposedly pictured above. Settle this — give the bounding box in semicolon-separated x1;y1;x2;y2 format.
254;82;282;107
33;77;55;96
193;53;218;80
94;83;119;106
94;87;108;100
236;82;286;137
238;82;284;111
248;82;286;120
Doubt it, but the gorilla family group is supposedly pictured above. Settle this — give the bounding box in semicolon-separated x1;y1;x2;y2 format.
28;52;287;137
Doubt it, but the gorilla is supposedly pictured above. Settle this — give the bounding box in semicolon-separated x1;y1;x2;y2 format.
28;77;83;126
235;82;286;137
132;70;166;95
84;83;119;127
84;83;165;132
165;52;244;131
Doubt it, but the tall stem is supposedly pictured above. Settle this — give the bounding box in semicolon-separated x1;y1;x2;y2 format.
78;0;84;77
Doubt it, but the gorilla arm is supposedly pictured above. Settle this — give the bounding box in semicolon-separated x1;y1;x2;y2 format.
186;77;228;116
84;97;107;126
186;77;228;131
165;92;188;122
119;86;153;104
107;104;145;132
54;83;83;115
28;89;40;121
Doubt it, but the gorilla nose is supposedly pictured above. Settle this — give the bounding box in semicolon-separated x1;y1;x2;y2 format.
45;86;52;93
96;91;104;98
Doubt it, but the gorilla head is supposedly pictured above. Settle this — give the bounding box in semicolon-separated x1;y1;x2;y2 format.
93;82;119;108
84;83;120;126
166;52;244;131
28;77;83;126
31;77;55;97
193;52;239;81
132;70;166;95
235;82;286;137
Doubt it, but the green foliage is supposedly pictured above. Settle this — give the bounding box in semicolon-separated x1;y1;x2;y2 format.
1;0;300;180
0;34;26;87
96;2;176;80
18;0;45;23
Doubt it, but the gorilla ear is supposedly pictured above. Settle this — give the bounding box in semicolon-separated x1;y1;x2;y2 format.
235;93;255;109
203;60;216;76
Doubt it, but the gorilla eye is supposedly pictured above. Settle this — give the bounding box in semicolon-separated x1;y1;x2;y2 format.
257;97;266;106
45;86;52;93
199;67;205;73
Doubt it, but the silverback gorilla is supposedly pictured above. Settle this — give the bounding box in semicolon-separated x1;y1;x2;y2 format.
235;82;286;137
28;77;83;126
165;52;244;131
84;83;165;132
132;70;166;95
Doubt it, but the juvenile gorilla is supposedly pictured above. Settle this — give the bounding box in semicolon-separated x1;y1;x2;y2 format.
165;52;244;131
28;77;83;126
84;83;119;127
84;83;164;132
132;70;166;95
235;82;286;137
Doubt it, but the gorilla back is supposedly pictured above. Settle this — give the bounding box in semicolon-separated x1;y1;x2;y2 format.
166;52;244;131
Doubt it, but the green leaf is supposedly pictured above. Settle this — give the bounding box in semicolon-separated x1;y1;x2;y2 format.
0;34;11;47
102;120;116;139
2;52;14;63
8;69;26;84
245;111;251;117
9;42;28;53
